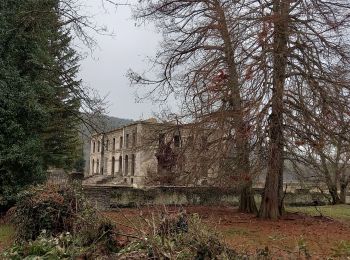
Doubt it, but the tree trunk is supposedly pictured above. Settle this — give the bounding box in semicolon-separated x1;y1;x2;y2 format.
329;185;341;205
237;127;257;214
278;166;285;215
259;0;289;219
339;172;348;204
239;181;258;214
100;134;105;175
259;141;282;219
340;183;347;204
214;1;258;213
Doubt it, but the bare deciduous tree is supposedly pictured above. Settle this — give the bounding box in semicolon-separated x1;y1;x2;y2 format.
129;0;263;213
237;0;350;218
286;76;350;204
130;0;350;219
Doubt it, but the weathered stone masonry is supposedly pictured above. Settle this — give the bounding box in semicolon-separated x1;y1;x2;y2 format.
87;120;166;187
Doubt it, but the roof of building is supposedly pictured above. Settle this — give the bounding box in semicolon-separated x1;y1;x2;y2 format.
91;118;176;137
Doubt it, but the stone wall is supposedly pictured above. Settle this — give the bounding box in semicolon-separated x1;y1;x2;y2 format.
47;169;69;186
82;185;342;210
110;186;242;208
47;169;83;187
82;186;114;210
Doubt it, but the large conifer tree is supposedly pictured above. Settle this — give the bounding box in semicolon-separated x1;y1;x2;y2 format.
0;0;83;209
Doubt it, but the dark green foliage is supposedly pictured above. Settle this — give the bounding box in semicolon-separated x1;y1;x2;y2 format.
73;156;86;173
0;0;83;210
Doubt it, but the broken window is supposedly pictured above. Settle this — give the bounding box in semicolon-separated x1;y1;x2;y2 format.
125;155;129;175
174;135;181;147
159;133;165;145
113;138;116;151
98;141;100;152
131;154;135;176
119;156;122;173
126;134;129;148
111;156;115;175
93;142;95;153
132;132;136;146
92;159;95;174
120;136;123;149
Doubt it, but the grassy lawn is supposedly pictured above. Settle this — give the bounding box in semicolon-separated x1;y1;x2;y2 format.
287;204;350;222
0;223;14;252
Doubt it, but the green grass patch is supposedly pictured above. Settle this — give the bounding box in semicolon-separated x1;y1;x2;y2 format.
287;204;350;222
223;227;251;237
332;240;350;257
0;223;14;248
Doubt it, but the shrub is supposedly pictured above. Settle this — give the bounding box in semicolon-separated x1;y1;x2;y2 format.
332;240;350;257
118;212;240;259
6;183;118;258
2;231;80;259
12;185;71;241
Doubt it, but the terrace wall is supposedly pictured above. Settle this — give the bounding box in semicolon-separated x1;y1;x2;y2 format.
82;185;345;210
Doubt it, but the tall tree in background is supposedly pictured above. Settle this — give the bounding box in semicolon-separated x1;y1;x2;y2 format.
256;0;291;219
132;0;350;219
42;1;82;169
130;0;263;213
252;0;350;218
287;71;350;205
0;0;97;209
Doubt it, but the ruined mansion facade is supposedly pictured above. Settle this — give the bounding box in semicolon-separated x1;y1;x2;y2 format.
86;119;197;187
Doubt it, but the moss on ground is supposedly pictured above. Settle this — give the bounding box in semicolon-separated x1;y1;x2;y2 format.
0;223;14;251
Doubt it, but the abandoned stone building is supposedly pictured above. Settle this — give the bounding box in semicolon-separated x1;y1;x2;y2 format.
85;119;318;191
86;119;191;187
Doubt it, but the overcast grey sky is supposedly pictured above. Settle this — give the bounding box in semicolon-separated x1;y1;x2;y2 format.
77;1;160;120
